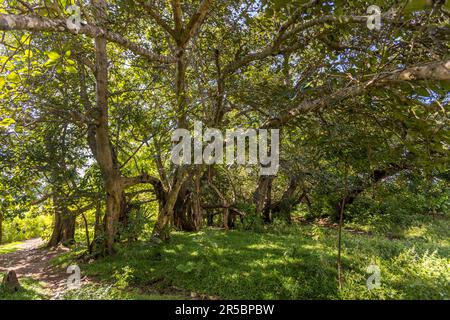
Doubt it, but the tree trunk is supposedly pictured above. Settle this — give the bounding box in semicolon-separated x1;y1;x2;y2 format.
152;168;187;240
0;211;3;245
89;201;103;254
173;170;203;231
47;194;75;247
254;176;273;222
269;177;307;222
262;179;272;223
81;212;90;253
207;211;214;226
102;179;126;255
334;167;404;221
89;0;125;255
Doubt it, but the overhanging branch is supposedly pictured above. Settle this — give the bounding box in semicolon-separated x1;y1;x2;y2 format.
264;60;450;127
0;13;176;64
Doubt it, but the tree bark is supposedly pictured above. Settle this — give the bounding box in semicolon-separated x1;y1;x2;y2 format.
89;0;127;255
152;168;187;240
334;166;407;220
89;201;103;254
0;211;3;245
254;176;274;222
269;177;307;222
47;194;76;247
173;176;203;232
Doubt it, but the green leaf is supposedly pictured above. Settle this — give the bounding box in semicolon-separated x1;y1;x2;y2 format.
65;65;77;73
0;118;16;127
20;34;31;45
44;59;57;67
176;262;195;273
24;49;33;58
46;51;61;61
6;72;21;83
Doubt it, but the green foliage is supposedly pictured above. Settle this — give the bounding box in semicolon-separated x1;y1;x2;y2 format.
0;0;449;301
117;208;151;243
340;248;450;299
176;262;196;274
2;214;52;244
238;214;266;232
345;181;450;238
113;266;135;289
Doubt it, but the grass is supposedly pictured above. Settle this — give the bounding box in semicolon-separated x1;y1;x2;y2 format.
0;273;49;300
52;213;450;300
0;269;183;301
0;241;23;255
59;283;186;300
2;211;448;300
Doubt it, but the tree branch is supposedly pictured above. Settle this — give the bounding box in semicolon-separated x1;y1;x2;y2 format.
221;12;425;77
0;13;176;63
182;0;214;45
171;0;183;37
265;60;450;127
122;173;161;189
140;0;177;39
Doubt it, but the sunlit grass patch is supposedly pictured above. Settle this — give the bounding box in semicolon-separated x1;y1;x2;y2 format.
50;218;449;300
0;241;22;255
0;273;49;300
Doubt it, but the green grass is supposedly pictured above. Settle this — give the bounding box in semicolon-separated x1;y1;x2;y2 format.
59;283;186;300
52;215;450;300
0;273;49;300
0;241;23;255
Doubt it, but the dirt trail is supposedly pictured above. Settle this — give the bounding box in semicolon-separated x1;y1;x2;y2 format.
0;238;71;298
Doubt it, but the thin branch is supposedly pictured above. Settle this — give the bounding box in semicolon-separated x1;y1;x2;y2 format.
140;0;177;39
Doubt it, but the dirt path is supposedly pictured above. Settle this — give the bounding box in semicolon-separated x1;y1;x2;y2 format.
0;238;71;298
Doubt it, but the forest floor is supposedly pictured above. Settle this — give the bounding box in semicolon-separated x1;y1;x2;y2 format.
49;212;449;300
0;238;79;299
1;212;449;300
0;238;191;300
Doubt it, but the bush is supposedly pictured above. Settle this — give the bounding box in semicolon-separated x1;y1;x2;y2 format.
2;213;52;243
237;214;265;232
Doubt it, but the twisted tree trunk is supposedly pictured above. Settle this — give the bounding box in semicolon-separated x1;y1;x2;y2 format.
152;168;187;240
173;176;203;232
47;194;76;247
269;177;307;222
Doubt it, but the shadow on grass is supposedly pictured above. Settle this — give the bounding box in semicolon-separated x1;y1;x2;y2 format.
75;229;344;299
0;276;48;300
